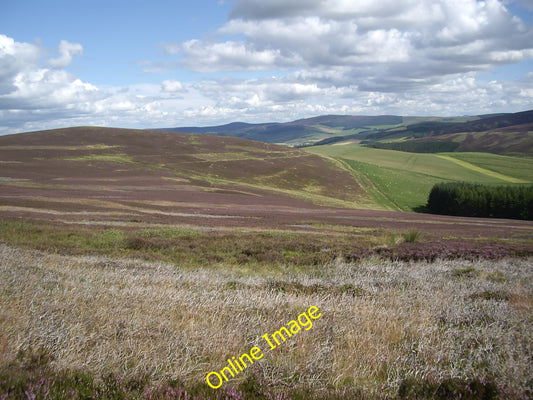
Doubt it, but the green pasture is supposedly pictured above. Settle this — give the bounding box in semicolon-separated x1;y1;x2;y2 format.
306;144;533;211
446;152;533;182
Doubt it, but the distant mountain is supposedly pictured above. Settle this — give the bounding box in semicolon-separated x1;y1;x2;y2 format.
160;110;533;155
365;109;533;140
160;115;404;146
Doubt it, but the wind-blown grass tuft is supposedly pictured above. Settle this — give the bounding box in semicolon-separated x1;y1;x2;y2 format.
402;229;421;243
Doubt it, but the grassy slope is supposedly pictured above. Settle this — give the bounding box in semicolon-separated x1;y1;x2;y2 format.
306;144;533;211
353;112;533;156
2;126;532;216
368;127;533;157
439;127;533;156
447;152;533;182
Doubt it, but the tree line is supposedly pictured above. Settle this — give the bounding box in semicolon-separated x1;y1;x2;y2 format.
364;140;460;153
426;182;533;220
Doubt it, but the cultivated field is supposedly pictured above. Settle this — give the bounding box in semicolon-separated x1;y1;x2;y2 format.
306;144;533;211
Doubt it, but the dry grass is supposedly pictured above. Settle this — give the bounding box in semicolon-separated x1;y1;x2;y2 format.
0;244;531;398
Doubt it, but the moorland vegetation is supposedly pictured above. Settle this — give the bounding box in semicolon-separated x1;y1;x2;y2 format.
1;244;531;399
0;124;532;399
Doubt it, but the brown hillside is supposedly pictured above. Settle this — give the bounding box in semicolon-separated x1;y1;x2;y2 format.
0;126;363;197
452;123;533;155
0;126;363;224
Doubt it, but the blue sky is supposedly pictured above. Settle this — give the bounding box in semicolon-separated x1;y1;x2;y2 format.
2;0;231;85
1;0;533;134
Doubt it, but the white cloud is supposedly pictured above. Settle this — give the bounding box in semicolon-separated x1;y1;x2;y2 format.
180;39;285;72
0;34;44;95
161;79;187;93
172;0;533;88
0;35;118;133
184;68;533;123
0;36;100;114
0;35;210;134
47;40;84;68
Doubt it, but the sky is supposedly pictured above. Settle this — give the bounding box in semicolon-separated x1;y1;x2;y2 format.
1;0;533;135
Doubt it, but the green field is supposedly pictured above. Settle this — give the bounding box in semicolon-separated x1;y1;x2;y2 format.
306;144;533;211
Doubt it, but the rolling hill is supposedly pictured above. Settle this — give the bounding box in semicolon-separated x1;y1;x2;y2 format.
0;126;373;227
161;110;533;156
360;110;533;156
160;115;406;146
1;129;532;400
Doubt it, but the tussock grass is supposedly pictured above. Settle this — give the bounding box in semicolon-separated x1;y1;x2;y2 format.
402;229;421;243
1;244;531;398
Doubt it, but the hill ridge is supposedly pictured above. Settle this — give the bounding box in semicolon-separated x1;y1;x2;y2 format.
160;110;533;155
0;126;370;220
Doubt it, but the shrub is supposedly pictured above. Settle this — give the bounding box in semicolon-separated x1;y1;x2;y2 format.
347;241;532;262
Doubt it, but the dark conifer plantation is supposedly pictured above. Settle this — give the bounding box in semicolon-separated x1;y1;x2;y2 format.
427;182;533;220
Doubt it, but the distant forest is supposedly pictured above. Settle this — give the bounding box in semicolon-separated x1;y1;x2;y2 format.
427;182;533;220
365;141;460;153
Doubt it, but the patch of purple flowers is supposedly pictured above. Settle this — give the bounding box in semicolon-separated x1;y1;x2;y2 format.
347;241;532;262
